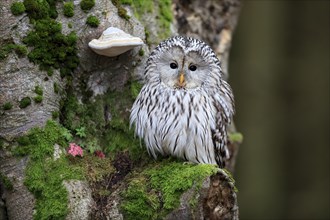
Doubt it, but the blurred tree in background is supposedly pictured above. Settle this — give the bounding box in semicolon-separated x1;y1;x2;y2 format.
230;1;329;219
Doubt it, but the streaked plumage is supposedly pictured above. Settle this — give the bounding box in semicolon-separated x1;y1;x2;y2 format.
130;36;234;167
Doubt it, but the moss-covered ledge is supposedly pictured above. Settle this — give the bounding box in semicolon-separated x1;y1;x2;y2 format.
121;160;219;219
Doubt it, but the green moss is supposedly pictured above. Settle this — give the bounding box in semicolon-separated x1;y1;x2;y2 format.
53;82;59;94
14;44;28;57
112;0;130;20
72;153;115;182
121;160;218;219
34;95;43;103
52;111;59;119
13;120;84;219
63;1;74;17
23;0;50;20
86;15;100;27
228;132;243;144
34;85;43;96
0;43;14;60
80;0;95;12
0;138;4;149
23;18;79;77
0;173;14;190
158;0;172;39
68;22;73;28
11;2;26;15
61;83;147;161
0;43;27;60
138;48;144;56
3;102;13;110
120;0;153;20
19;97;31;108
120;0;172;39
47;68;54;76
130;81;143;99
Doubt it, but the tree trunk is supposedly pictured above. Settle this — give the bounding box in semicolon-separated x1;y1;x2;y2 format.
0;0;241;219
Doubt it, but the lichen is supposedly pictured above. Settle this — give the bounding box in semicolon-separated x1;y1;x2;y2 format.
10;2;26;15
121;160;218;219
86;15;100;27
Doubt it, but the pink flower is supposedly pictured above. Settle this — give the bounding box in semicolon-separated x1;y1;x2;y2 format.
94;150;105;158
68;143;83;157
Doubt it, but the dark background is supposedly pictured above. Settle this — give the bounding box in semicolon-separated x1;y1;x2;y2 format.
229;1;329;219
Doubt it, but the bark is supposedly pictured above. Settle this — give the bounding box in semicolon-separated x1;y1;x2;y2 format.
0;0;241;219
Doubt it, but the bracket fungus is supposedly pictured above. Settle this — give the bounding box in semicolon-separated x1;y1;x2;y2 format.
88;27;144;57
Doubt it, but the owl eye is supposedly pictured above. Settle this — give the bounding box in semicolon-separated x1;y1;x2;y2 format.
170;62;178;69
189;65;197;71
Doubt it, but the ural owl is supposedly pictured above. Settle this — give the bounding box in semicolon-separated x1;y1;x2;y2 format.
130;36;234;168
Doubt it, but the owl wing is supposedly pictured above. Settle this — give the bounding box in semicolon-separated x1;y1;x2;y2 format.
211;80;235;168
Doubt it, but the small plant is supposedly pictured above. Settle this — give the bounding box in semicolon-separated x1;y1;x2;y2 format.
75;127;86;138
62;129;73;141
86;15;99;27
19;97;31;108
68;22;73;28
34;95;43;103
80;0;95;12
11;2;26;15
34;85;43;96
63;2;74;17
85;139;102;154
3;102;13;110
68;143;83;157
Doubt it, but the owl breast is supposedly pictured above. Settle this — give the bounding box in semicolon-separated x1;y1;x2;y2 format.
130;82;219;165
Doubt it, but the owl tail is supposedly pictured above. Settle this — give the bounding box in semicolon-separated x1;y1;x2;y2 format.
212;129;230;168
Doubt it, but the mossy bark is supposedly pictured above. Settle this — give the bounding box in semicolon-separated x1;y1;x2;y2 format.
0;0;241;219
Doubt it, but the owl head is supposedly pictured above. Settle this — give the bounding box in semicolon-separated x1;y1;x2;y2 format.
145;36;223;90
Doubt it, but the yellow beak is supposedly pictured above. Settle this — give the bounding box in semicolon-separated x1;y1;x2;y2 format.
179;72;185;86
